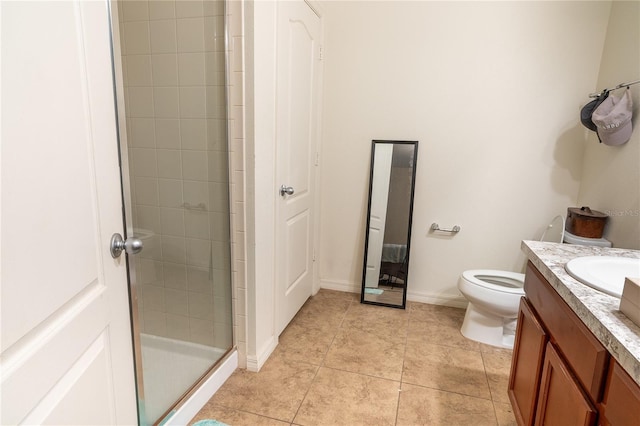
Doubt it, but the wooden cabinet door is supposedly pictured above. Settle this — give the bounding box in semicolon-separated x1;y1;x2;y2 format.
524;262;608;401
535;343;597;426
599;360;640;426
509;298;548;425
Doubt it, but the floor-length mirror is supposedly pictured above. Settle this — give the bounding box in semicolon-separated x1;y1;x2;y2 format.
112;1;233;424
361;140;418;308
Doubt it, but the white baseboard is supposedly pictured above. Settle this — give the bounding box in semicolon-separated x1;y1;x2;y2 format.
320;278;360;294
406;290;468;309
246;335;278;372
319;279;467;309
169;349;238;426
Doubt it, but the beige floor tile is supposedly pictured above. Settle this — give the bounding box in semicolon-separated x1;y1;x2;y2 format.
403;341;491;399
494;401;518;426
397;383;497;426
314;288;360;302
324;328;406;381
347;299;409;318
294;367;400;426
407;318;482;351
293;296;351;330
408;302;466;327
482;350;513;404
479;342;514;355
193;296;517;426
191;403;289;425
209;353;318;422
341;302;409;342
275;320;339;365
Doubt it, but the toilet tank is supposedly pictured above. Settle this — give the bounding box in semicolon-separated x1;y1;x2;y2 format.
563;230;612;247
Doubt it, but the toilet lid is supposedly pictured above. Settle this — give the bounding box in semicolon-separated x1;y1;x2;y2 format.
462;269;525;294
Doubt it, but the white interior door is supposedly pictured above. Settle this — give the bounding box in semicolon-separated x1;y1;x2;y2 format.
275;0;322;335
365;144;393;288
1;1;137;424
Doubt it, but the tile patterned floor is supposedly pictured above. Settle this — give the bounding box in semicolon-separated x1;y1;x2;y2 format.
191;289;517;425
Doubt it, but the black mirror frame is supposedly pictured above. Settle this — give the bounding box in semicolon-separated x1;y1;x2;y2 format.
361;140;418;309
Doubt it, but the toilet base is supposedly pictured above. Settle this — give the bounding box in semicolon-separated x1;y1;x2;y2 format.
460;302;517;349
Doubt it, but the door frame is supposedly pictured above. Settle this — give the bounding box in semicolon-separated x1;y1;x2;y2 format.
244;0;324;372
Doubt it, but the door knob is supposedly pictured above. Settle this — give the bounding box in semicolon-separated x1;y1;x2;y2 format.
280;185;295;196
110;233;143;258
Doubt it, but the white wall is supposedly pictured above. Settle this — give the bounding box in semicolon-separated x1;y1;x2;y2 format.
577;0;640;250
318;1;612;304
243;0;280;370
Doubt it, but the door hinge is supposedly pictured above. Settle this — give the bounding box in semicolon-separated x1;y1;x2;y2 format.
315;151;320;166
312;248;316;262
319;45;324;61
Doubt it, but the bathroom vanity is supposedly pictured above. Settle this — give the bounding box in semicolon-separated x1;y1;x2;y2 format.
509;241;640;425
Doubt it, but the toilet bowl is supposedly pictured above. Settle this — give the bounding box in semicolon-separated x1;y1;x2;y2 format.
457;215;566;349
458;270;525;348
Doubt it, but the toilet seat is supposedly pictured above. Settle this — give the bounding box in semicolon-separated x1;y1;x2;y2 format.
462;269;525;294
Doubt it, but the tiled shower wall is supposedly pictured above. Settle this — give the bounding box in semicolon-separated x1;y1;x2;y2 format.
117;0;240;351
226;0;248;368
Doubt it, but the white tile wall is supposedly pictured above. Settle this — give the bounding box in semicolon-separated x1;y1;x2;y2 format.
176;0;204;19
122;0;149;22
162;235;187;264
160;207;185;236
130;118;156;148
124;21;151;54
120;0;236;352
155;119;181;149
126;54;153;86
153;87;180;118
179;53;206;86
152;54;179;86
164;262;188;289
128;87;154;117
180;119;207;150
182;150;208;180
166;313;190;339
226;0;247;367
185;210;210;238
158;178;183;208
150;20;178;53
149;1;175;20
177;18;205;52
156;149;182;179
135;177;159;206
179;87;207;118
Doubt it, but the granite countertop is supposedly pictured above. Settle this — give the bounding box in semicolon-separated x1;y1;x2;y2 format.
521;240;640;386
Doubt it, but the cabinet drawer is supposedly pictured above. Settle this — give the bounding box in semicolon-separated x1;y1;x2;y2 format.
599;360;640;426
524;262;609;401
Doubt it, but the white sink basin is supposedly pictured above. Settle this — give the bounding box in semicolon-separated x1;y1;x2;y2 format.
565;256;640;297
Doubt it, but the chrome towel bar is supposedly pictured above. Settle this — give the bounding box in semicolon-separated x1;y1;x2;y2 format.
182;202;207;211
431;223;461;233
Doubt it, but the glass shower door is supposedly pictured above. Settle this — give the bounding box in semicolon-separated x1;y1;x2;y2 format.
111;0;233;424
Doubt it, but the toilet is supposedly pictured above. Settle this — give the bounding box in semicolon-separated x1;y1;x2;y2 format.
457;215;611;349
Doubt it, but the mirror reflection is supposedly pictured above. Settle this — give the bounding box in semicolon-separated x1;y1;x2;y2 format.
362;140;418;308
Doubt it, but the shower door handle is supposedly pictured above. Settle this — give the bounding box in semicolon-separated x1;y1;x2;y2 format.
110;233;143;258
280;185;295;197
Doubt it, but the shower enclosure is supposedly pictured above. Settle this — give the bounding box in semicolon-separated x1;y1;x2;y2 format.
112;1;233;424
